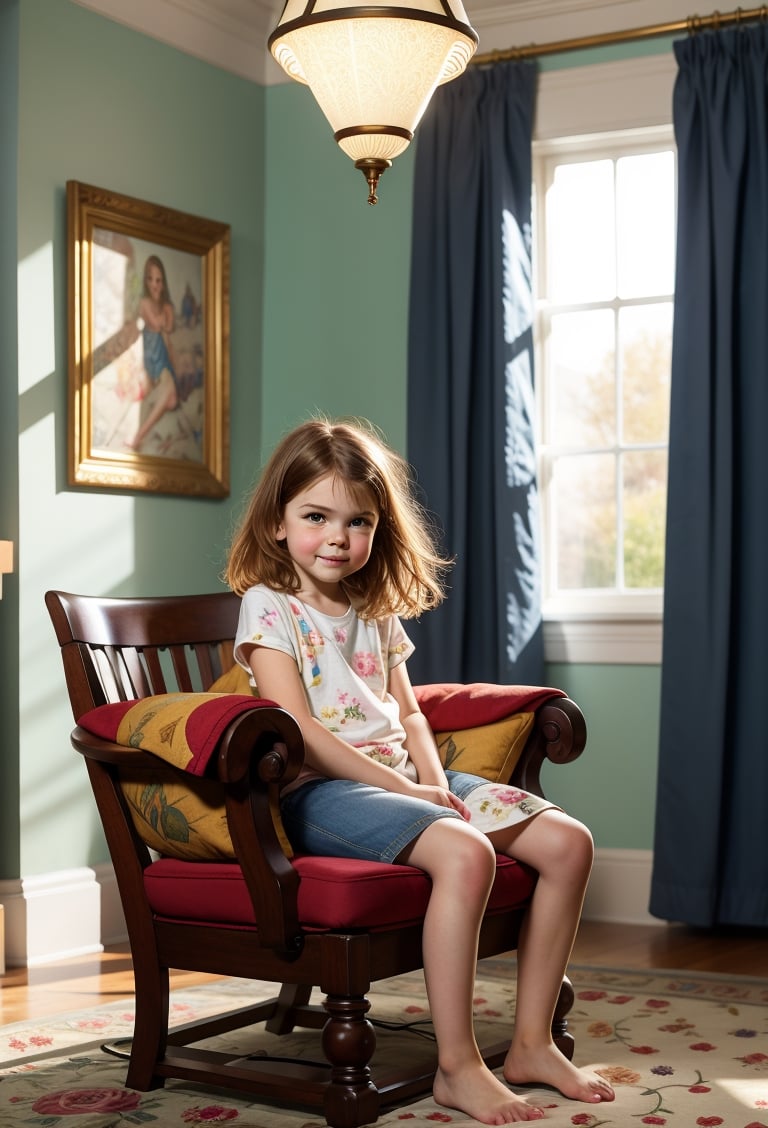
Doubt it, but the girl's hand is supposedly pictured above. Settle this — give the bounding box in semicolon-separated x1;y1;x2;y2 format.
408;782;471;821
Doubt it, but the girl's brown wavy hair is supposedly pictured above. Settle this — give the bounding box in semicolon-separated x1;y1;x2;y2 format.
225;417;451;620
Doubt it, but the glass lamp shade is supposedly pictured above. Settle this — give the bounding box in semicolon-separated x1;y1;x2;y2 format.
269;0;478;202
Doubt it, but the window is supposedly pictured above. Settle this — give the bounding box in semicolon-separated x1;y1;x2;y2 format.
533;130;675;650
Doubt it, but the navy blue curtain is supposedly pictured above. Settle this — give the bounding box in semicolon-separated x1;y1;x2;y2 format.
650;27;768;927
406;61;543;687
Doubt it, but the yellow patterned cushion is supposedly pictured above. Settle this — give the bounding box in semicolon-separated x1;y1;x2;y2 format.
121;772;237;861
434;712;534;783
209;663;254;695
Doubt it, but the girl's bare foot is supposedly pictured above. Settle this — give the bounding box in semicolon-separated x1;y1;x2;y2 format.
503;1041;615;1104
434;1060;545;1124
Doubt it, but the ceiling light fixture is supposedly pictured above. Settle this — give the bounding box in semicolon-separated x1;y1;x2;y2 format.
268;0;478;205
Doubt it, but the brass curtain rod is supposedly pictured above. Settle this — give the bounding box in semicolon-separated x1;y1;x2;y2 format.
472;4;768;65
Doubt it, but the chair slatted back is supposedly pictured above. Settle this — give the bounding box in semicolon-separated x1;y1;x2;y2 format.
45;590;241;721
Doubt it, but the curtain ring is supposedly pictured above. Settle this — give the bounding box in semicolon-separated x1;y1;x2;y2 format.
711;9;721;30
687;14;702;34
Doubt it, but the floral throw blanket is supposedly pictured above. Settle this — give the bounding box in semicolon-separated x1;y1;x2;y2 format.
77;692;277;776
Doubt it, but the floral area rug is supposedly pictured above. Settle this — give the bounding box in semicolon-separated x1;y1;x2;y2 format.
1;961;767;1127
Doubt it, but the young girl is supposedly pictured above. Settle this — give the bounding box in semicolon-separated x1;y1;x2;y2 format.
226;417;614;1125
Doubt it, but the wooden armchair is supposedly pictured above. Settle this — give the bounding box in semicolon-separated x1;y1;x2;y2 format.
45;588;587;1128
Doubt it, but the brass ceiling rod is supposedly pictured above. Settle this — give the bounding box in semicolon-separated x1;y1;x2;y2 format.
472;4;768;65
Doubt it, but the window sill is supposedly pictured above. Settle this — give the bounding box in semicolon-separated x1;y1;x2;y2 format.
543;615;662;665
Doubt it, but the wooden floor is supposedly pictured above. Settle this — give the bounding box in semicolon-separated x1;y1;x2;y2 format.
1;921;765;1027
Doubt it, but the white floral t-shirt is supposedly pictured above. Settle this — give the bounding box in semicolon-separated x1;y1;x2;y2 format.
234;586;415;789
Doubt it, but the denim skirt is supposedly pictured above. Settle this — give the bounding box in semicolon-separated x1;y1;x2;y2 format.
279;770;536;864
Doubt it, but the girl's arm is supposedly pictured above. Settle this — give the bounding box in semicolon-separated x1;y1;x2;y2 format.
247;644;416;792
139;297;166;332
139;298;175;333
246;644;467;815
388;661;453;788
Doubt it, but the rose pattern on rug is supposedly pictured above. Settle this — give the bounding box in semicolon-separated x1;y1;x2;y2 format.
31;1086;142;1115
0;965;766;1126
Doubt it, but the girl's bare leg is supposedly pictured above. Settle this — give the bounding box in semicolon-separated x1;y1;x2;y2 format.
129;369;178;450
490;811;615;1104
399;819;545;1124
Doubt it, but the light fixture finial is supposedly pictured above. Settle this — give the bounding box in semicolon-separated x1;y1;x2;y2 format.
355;158;391;206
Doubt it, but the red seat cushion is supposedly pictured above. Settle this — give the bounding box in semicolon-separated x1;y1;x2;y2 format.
144;854;536;932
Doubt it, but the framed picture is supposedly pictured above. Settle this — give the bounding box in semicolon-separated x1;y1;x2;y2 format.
67;181;230;497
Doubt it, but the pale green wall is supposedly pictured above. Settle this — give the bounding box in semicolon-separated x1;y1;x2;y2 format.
8;0;264;876
262;83;415;453
541;664;662;849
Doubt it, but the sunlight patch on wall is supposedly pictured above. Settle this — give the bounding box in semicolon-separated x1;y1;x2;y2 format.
18;244;55;396
19;415;135;599
19;413;136;872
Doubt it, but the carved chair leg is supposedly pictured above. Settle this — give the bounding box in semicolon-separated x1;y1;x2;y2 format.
552;975;575;1061
321;993;379;1128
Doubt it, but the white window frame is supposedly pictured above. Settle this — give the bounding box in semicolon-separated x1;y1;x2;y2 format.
531;54;677;664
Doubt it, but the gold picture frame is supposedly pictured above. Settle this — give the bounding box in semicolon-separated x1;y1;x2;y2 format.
67;181;230;497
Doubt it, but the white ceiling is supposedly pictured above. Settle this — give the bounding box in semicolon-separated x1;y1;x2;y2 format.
72;0;695;85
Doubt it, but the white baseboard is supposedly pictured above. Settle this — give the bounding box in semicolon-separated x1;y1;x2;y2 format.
583;847;660;926
0;864;126;968
0;848;659;966
97;865;129;948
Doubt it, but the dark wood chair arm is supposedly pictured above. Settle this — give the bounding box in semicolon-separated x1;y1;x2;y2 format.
216;705;305;786
71;725;168;768
217;707;307;955
510;696;587;796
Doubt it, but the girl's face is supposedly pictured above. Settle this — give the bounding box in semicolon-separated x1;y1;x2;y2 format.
276;473;379;599
146;263;165;302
